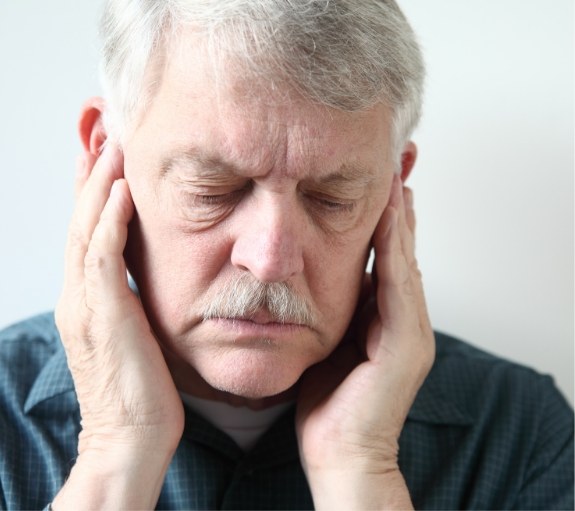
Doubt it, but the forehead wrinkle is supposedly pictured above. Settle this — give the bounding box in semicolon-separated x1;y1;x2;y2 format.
159;146;382;192
309;162;379;189
160;147;245;179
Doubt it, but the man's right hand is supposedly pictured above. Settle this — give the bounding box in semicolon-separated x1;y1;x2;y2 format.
52;144;184;510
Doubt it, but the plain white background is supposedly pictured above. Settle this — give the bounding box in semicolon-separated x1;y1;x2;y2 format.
0;1;573;404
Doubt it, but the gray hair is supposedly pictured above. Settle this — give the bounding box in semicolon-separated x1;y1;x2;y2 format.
99;0;425;165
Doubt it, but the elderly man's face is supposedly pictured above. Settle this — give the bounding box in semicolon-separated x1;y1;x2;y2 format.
122;32;396;400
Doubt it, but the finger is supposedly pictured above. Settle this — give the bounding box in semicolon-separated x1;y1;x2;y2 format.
84;179;135;313
403;187;416;235
394;182;433;339
372;200;418;337
392;177;416;269
389;178;427;314
74;152;98;201
370;178;435;367
74;155;87;200
74;144;124;238
63;145;124;291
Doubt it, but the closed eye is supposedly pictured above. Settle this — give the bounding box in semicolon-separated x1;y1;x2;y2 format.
316;198;355;212
305;193;356;214
187;181;252;207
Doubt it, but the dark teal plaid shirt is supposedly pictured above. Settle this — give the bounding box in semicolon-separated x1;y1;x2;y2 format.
0;313;573;510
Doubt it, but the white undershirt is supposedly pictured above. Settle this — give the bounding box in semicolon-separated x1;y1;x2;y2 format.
181;393;294;451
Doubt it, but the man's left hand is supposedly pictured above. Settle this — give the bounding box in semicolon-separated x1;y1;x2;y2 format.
296;174;435;510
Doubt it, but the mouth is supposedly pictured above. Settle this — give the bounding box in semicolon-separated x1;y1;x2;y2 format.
204;308;309;339
205;305;309;326
235;308;301;325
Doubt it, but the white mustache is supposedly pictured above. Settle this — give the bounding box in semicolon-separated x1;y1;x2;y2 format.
202;273;316;326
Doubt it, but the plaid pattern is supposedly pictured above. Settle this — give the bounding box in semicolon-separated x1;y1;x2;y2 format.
0;312;573;510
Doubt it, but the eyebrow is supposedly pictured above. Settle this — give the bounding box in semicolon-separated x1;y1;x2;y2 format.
160;148;241;179
160;147;378;186
311;163;377;188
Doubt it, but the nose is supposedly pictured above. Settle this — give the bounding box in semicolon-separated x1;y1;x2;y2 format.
231;195;305;283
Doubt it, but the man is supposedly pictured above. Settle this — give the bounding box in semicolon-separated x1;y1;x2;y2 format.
0;0;572;509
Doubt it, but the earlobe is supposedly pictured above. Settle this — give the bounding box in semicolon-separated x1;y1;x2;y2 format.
78;97;108;156
399;141;418;183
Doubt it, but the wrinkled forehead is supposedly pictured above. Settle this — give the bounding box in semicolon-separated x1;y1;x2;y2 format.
139;26;395;176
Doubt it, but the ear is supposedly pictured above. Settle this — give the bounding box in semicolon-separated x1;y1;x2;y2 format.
399;141;417;183
78;97;108;156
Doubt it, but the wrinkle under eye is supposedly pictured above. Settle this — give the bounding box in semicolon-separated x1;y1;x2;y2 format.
297;190;368;237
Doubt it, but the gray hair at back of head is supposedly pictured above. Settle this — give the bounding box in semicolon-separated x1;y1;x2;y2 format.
99;0;425;166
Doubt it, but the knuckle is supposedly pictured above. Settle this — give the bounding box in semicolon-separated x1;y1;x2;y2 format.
384;249;411;288
409;260;422;278
67;220;90;252
84;248;108;275
91;217;125;255
400;275;414;296
397;270;415;298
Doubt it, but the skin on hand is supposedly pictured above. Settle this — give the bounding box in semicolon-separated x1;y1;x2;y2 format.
296;174;435;510
53;142;184;509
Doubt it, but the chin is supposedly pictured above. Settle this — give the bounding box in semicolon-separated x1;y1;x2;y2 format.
197;348;306;400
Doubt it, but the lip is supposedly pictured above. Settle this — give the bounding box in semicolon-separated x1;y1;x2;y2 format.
205;317;308;338
238;309;286;325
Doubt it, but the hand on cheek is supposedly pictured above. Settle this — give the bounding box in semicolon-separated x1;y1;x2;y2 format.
369;173;434;394
53;145;184;510
296;173;435;511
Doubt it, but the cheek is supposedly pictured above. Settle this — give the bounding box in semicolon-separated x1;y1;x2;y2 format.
304;232;371;341
127;199;232;337
123;159;220;296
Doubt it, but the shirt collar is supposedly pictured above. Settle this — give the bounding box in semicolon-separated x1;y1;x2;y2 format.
407;370;474;425
24;339;75;414
406;332;476;426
